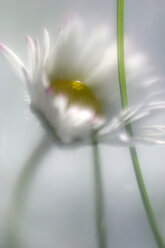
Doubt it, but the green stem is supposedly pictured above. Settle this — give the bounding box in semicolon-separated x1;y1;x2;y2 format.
5;135;51;248
92;137;107;248
117;0;165;247
130;147;165;248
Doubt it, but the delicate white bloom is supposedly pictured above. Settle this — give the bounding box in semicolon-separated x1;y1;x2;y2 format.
0;17;165;145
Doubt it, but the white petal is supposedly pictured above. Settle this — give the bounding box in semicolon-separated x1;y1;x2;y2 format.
43;28;50;64
34;39;41;72
85;42;121;115
26;36;35;79
53;95;68;115
66;106;94;127
134;125;165;144
48;17;83;81
22;66;30;83
0;43;28;82
98;100;165;145
77;25;110;75
98;130;132;146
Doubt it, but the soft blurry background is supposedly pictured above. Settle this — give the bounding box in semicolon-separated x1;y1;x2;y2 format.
0;0;165;248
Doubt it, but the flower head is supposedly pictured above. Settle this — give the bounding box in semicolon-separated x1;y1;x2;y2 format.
0;17;165;145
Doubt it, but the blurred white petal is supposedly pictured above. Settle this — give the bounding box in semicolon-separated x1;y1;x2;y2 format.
26;36;35;80
43;28;50;64
0;43;28;82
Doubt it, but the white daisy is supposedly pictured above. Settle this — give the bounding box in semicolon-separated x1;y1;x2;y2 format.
0;17;165;145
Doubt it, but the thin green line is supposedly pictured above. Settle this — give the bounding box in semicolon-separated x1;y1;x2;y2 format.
117;0;128;109
92;137;107;248
117;0;165;248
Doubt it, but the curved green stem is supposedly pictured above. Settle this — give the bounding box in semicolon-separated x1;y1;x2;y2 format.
130;147;165;248
92;137;107;248
117;0;165;247
5;135;52;248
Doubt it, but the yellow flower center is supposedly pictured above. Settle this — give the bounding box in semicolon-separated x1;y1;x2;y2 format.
49;79;103;116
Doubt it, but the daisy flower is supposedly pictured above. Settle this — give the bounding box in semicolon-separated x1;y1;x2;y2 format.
0;17;165;145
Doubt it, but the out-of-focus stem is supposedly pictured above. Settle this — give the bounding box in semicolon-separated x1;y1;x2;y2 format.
92;136;107;248
5;135;52;248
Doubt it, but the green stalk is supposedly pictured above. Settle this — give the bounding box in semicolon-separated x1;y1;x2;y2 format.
117;0;165;247
5;135;51;248
92;136;107;248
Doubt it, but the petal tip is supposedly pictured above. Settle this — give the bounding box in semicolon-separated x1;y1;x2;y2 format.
25;36;30;42
43;27;49;34
0;43;7;52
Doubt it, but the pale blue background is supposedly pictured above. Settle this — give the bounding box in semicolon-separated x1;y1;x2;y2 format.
0;0;165;248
